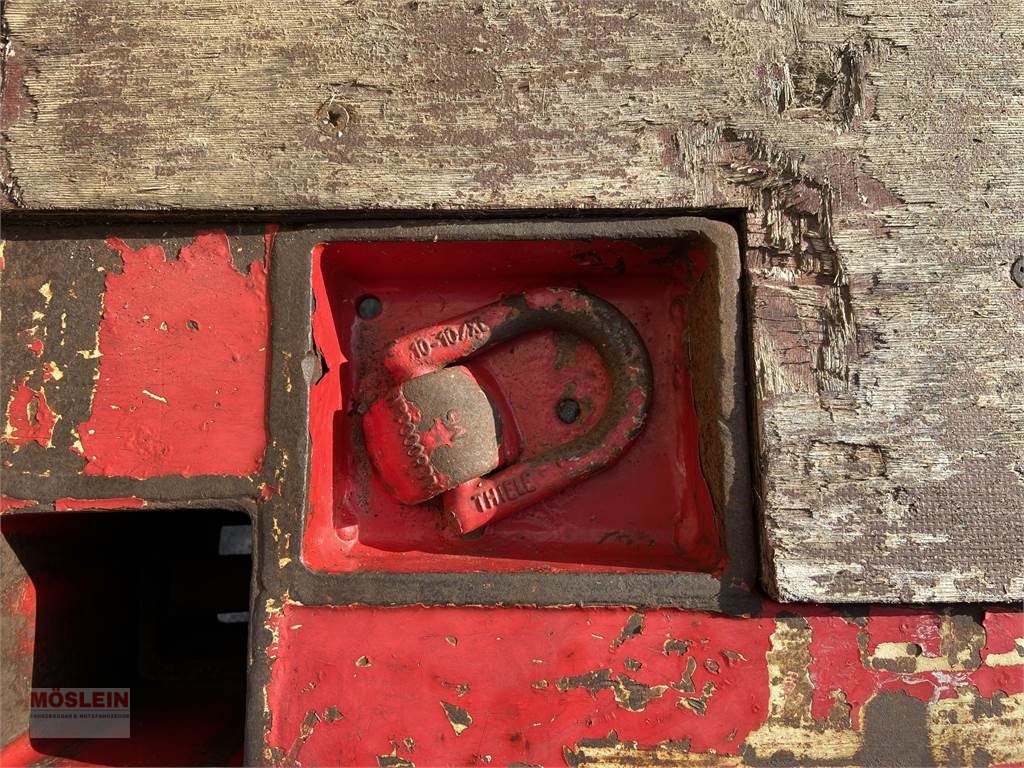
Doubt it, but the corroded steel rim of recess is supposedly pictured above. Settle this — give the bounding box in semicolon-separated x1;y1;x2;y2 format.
261;216;757;614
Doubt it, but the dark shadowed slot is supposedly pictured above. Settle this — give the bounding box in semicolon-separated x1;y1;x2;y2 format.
2;510;252;767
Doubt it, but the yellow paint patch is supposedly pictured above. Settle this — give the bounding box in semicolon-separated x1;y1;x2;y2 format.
77;326;102;359
566;739;745;766
39;282;53;305
929;690;1024;765
873;641;956;672
743;620;861;762
986;641;1024;667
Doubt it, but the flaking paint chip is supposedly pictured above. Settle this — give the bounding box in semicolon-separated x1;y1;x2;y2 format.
141;389;167;403
356;655;371;667
440;701;472;735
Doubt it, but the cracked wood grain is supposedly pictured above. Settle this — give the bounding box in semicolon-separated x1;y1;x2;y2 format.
2;0;1022;602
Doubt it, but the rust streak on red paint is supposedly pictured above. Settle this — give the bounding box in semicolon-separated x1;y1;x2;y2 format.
2;577;36;657
259;482;281;501
0;496;38;512
973;610;1024;698
54;496;147;511
76;232;269;477
2;381;58;447
264;224;279;261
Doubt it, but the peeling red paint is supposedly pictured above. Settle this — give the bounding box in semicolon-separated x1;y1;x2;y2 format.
863;610;969;705
265;604;1023;766
76;232;269;477
805;607;1024;727
981;611;1024;656
866;609;945;657
3;229;1020;768
53;496;147;511
0;496;38;512
974;610;1024;698
266;606;774;765
25;338;43;358
2;381;58;447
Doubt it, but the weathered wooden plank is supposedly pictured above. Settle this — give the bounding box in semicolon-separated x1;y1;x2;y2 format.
2;0;1022;602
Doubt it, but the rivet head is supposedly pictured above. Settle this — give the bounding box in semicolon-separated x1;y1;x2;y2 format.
357;295;382;320
556;398;581;424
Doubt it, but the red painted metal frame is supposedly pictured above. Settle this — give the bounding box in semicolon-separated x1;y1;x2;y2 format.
262;604;1024;767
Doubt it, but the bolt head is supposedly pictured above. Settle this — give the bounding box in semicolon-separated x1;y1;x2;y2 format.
357;295;383;320
556;398;581;424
